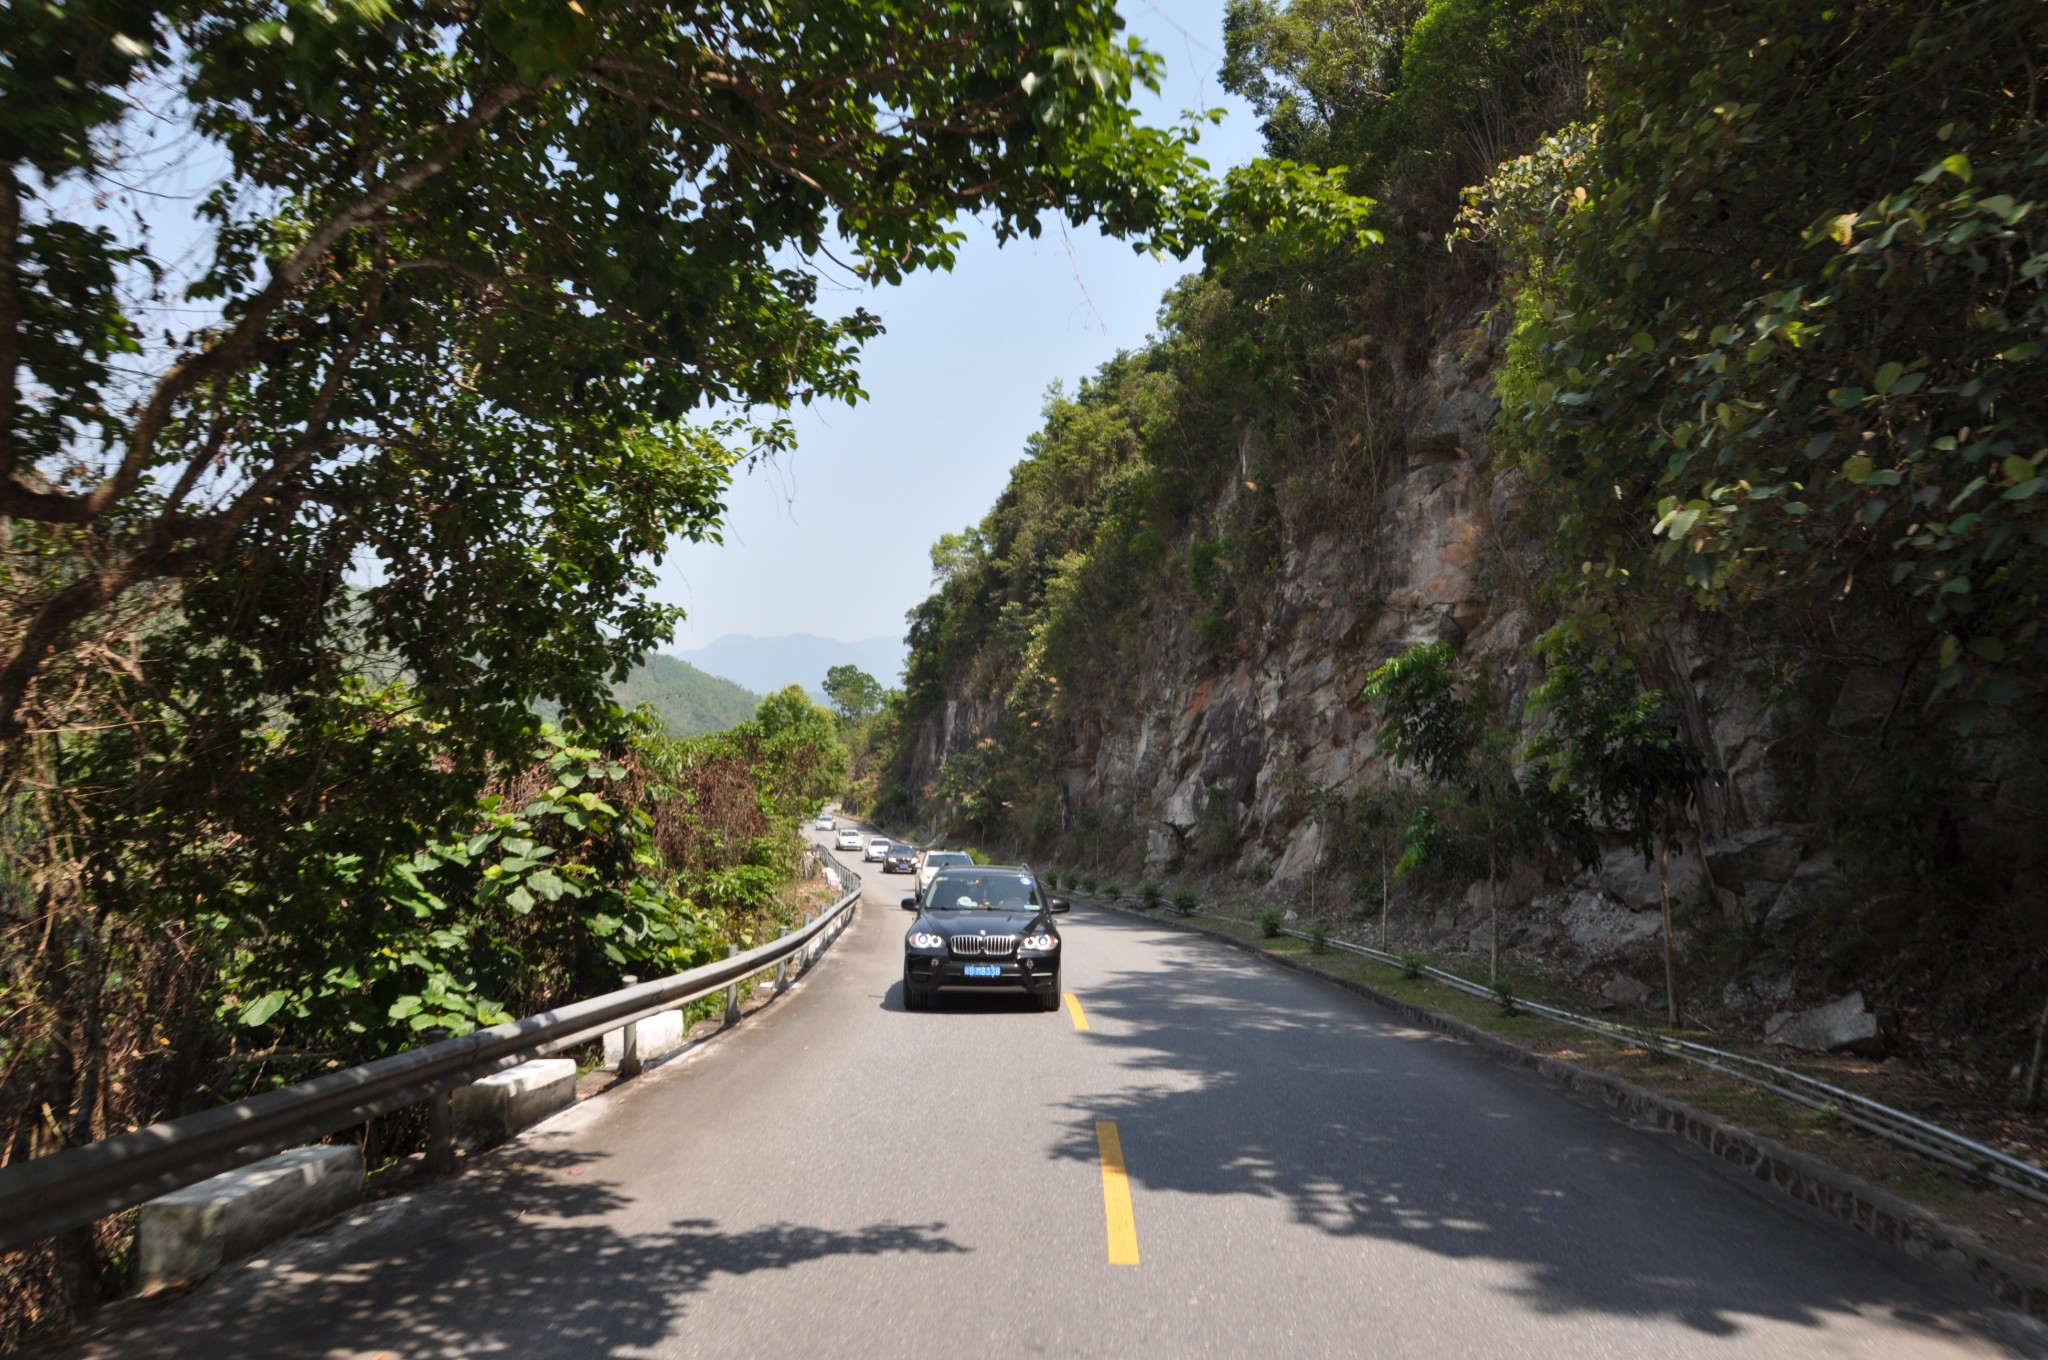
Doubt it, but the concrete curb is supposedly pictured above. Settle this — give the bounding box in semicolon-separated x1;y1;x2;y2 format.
1088;897;2048;1321
132;1146;364;1294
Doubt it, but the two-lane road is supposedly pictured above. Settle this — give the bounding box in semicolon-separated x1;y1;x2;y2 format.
76;837;2031;1357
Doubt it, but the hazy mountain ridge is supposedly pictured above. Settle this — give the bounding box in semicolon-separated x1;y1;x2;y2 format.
613;653;761;736
671;633;905;697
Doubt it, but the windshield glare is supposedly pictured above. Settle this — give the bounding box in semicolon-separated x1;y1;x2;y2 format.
924;872;1042;911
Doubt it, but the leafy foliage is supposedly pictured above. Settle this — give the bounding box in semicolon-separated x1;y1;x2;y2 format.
1475;0;2048;707
823;665;885;724
1525;648;1706;867
1361;641;1469;782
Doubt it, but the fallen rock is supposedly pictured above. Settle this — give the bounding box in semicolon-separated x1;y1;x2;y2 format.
1594;845;1704;914
1764;990;1894;1057
1705;824;1810;891
1558;889;1663;957
1460;862;1544;914
1721;972;1795;1012
1602;975;1653;1006
1763;853;1845;930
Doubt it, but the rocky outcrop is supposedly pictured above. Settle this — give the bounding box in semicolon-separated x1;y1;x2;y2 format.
901;288;2046;1020
1764;992;1896;1057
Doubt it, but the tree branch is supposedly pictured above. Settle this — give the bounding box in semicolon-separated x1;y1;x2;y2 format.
4;77;539;530
0;167;19;485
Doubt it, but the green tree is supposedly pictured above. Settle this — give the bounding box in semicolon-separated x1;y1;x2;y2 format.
1526;649;1708;1025
3;0;1374;750
823;665;885;724
1363;641;1536;985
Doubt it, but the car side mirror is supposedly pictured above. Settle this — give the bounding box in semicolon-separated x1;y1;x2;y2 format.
1047;898;1070;913
901;897;919;911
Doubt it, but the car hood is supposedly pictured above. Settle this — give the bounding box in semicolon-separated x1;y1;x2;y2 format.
918;910;1050;936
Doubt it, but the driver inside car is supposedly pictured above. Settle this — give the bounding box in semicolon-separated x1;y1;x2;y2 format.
943;879;1035;911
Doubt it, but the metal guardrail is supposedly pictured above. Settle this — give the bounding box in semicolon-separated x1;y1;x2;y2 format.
0;852;861;1254
1083;890;2048;1209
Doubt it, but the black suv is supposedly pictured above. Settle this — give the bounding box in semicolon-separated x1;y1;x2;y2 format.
901;866;1068;1011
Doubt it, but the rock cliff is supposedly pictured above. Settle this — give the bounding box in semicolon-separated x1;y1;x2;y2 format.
892;294;2045;1022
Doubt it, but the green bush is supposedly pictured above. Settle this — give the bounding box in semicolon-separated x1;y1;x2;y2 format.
1400;953;1424;980
1080;873;1099;893
1102;882;1121;899
1307;922;1328;954
1139;881;1164;908
1170;886;1197;915
1258;908;1283;938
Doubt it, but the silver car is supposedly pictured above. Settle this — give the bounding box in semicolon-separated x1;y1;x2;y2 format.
916;850;974;896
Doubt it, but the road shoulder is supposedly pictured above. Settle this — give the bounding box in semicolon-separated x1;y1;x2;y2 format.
1083;896;2048;1325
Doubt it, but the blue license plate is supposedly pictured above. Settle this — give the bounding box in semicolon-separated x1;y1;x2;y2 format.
962;964;1002;978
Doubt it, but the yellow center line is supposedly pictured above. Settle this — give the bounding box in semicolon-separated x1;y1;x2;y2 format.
1095;1120;1140;1266
1064;992;1090;1030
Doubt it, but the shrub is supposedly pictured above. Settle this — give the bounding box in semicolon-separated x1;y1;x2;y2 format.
1102;882;1121;899
1494;980;1518;1015
1307;922;1328;954
1170;887;1197;915
1258;908;1283;938
1139;881;1163;908
1080;873;1099;893
1400;953;1424;980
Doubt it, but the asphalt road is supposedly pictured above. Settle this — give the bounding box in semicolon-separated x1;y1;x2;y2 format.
73;835;2038;1359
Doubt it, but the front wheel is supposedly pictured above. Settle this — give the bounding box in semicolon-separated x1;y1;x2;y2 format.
1038;973;1062;1012
903;968;929;1011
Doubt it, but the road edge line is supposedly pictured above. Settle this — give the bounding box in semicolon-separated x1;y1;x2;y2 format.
1095;1120;1140;1266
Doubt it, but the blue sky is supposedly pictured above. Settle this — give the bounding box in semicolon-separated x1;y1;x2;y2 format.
657;0;1264;652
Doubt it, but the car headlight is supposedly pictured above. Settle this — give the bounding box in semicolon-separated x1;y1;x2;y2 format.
908;932;945;949
1022;933;1057;951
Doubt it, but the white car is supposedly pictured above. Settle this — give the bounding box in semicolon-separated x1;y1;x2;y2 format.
814;814;835;831
835;828;864;852
864;837;891;862
916;850;974;895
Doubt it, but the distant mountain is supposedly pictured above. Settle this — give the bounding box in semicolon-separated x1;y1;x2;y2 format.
613;653;760;737
670;633;906;698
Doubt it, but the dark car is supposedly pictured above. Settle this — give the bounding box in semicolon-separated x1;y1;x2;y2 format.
883;843;918;874
901;866;1068;1012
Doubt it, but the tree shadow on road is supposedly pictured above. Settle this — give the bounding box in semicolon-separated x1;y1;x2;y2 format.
69;1144;969;1360
1055;909;2019;1352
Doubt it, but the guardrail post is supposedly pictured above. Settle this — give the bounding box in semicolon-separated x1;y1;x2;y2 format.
424;1027;454;1175
775;927;791;993
618;975;642;1078
724;944;740;1026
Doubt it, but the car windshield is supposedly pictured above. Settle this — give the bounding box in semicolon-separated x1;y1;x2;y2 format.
924;871;1041;911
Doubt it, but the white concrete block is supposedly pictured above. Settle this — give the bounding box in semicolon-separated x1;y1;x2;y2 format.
601;1009;686;1069
135;1144;363;1291
450;1058;576;1144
